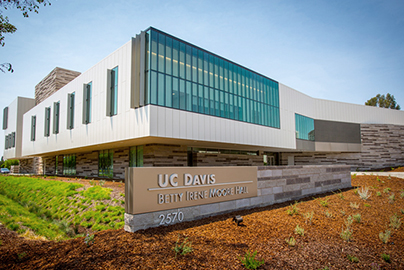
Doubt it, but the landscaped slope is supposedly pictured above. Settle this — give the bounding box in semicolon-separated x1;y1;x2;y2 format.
0;174;403;269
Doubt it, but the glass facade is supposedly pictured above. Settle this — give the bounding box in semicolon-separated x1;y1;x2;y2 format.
145;28;280;128
99;149;113;178
63;154;76;175
129;146;143;167
295;113;315;141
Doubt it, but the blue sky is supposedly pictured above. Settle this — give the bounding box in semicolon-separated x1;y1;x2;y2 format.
1;0;404;158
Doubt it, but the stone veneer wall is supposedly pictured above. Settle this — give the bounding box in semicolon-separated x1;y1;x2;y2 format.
195;152;263;166
143;144;188;167
281;124;404;171
19;159;33;174
35;67;81;105
19;157;43;174
125;165;351;232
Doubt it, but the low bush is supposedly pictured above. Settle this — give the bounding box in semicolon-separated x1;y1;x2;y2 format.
239;250;264;269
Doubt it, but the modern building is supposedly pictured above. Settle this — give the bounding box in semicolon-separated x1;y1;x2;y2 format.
3;27;404;179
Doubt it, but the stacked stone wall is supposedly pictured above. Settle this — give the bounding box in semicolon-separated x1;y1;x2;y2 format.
19;158;33;174
143;144;187;167
196;153;263;166
281;124;404;171
35;67;81;105
76;151;99;178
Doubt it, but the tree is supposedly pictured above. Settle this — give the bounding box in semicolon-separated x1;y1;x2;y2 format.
365;93;401;110
0;0;51;72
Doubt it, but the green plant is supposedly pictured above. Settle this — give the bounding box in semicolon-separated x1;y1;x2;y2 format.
345;216;353;229
304;211;314;225
389;213;401;230
401;209;404;214
286;201;299;216
388;194;395;204
381;253;391;263
340;210;346;216
383;188;391;194
285;236;296;247
376;177;381;182
350;202;359;209
347;254;359;263
358;187;371;200
352;173;357;179
99;180;106;187
376;191;381;197
364;203;371;208
18;251;27;260
333;189;345;200
353;213;361;223
84;233;95;246
319;198;330;207
379;230;391;244
172;235;193;258
294;224;304;236
340;227;353;242
239;250;265;269
324;210;332;218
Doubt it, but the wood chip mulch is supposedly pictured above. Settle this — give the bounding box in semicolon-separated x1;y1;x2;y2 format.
0;175;403;269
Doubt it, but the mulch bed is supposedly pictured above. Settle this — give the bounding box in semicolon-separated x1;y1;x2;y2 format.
0;175;403;269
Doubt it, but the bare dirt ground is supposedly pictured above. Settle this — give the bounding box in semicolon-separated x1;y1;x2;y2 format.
1;174;403;269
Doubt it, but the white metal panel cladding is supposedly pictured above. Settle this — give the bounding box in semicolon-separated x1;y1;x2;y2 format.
21;40;151;157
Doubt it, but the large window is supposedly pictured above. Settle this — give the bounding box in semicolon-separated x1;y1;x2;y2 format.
31;115;36;141
44;107;51;137
3;107;8;130
295;113;315;141
83;82;92;124
63;154;76;175
67;92;75;129
107;67;118;116
145;28;280;128
99;149;113;178
53;101;60;134
129;146;143;167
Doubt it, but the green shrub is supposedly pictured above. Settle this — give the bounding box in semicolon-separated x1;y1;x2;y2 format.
340;228;353;242
353;213;361;223
379;230;391;244
389;214;401;230
286;201;299;216
285;236;296;247
304;211;314;225
239;250;264;269
172;235;193;258
381;253;391;263
347;254;359;263
294;224;304;236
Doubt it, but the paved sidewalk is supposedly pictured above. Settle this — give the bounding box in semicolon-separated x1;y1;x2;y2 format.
352;172;404;180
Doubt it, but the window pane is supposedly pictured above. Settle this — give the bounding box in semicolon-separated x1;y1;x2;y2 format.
158;73;165;106
172;77;179;109
165;75;172;107
165;37;172;75
158;33;165;73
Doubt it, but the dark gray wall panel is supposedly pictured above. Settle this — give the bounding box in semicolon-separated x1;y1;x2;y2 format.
314;120;361;143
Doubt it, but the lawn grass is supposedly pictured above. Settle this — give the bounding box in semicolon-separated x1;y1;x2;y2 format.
0;175;125;240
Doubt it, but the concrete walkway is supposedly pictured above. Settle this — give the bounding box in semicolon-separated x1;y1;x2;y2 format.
352;172;404;180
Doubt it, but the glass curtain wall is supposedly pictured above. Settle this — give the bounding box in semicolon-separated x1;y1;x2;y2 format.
99;149;114;178
295;114;315;141
145;28;280;128
63;154;76;175
129;146;143;167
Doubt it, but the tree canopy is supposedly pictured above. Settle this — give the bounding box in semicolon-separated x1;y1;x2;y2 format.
365;93;401;110
1;0;51;72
